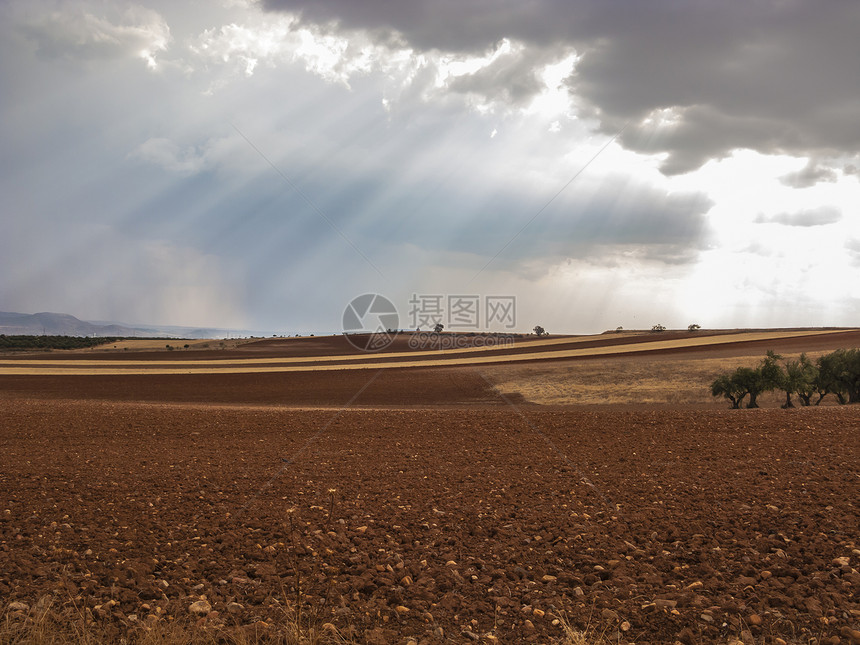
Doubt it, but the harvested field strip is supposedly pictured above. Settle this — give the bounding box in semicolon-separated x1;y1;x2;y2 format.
0;331;645;365
0;329;848;375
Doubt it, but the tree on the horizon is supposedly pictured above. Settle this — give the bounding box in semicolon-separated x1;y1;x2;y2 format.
433;322;444;334
688;323;701;331
533;325;547;336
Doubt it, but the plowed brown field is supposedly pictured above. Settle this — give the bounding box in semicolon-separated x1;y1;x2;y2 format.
1;331;859;644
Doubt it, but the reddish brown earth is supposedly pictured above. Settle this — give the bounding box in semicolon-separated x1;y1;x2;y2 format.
1;397;859;644
0;367;505;407
1;332;859;644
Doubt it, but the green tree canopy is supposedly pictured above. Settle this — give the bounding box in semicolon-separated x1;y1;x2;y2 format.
781;353;818;407
816;348;860;404
711;372;747;409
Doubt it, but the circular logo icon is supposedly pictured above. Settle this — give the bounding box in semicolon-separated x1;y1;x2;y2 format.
342;293;399;351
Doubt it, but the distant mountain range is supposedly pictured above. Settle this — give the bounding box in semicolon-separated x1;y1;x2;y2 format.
0;311;275;339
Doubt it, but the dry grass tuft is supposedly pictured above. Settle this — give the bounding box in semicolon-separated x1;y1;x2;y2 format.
554;611;614;645
0;603;354;645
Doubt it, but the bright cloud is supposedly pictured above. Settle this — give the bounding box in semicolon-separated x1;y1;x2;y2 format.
17;2;170;68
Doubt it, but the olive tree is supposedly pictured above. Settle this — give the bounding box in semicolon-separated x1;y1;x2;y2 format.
711;372;748;409
744;351;784;408
712;351;784;409
781;353;818;407
734;366;766;409
815;348;860;404
840;348;860;403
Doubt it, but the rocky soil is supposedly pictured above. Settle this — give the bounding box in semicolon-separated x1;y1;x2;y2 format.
1;398;858;644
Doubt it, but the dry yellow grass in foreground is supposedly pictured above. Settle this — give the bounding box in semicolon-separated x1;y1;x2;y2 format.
0;606;612;644
0;604;354;645
481;350;834;406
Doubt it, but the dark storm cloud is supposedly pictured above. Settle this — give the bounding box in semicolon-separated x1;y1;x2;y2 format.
262;0;860;174
260;0;561;52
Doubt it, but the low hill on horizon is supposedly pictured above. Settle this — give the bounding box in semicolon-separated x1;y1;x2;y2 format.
0;310;270;339
0;311;137;337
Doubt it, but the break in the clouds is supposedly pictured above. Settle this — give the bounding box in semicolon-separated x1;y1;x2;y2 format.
1;0;859;333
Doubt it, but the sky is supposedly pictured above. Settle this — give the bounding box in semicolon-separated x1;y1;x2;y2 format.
1;0;859;335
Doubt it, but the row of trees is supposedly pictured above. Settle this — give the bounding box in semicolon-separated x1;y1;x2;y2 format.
0;335;122;351
650;324;700;332
711;349;860;408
